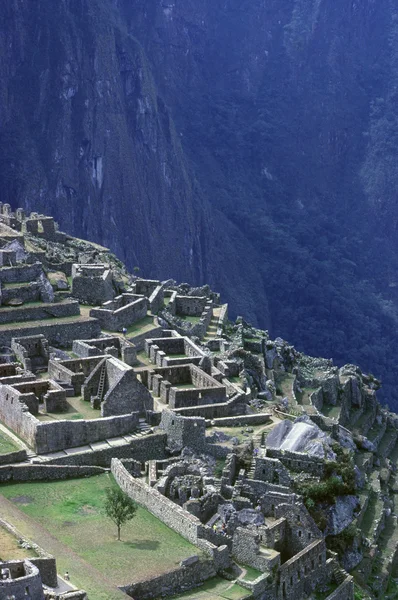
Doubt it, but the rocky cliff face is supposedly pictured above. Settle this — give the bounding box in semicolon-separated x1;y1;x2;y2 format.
1;0;398;404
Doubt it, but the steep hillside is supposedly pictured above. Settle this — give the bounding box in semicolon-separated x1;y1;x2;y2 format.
1;0;398;405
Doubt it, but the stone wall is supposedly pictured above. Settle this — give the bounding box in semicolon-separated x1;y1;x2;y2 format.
209;413;271;427
0;262;42;283
48;356;104;395
1;281;41;305
160;410;207;453
127;325;164;351
72;337;137;366
112;458;203;544
0;449;27;465
90;294;148;330
0;385;139;452
133;279;160;297
81;357;153;416
0;317;101;347
325;577;354;600
149;285;164;314
175;295;208;316
0;464;105;482
233;527;281;572
34;413;139;454
266;448;325;477
72;264;114;304
0;560;44;600
0;299;79;325
121;557;216;600
253;456;291;487
217;304;228;336
44;433;168;467
277;540;328;600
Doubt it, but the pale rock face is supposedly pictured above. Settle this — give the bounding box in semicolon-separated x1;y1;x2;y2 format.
266;416;336;460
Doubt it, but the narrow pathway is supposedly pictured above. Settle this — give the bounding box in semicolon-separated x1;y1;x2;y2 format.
0;495;126;600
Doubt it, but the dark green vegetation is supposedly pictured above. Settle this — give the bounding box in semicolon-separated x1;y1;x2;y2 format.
297;446;357;531
104;486;137;541
0;475;197;599
2;1;398;405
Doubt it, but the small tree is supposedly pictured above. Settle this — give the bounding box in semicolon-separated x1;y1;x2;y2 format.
104;487;137;541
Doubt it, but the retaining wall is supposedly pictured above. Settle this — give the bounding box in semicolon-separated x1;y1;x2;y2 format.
0;464;105;482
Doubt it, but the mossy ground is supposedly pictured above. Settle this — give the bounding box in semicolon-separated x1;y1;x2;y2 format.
0;474;197;597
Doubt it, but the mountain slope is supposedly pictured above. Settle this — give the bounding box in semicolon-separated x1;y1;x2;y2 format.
1;0;398;405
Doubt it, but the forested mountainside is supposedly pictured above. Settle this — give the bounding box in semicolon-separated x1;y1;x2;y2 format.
1;0;398;406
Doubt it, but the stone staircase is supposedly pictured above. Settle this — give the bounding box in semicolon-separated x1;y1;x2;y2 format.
247;459;256;479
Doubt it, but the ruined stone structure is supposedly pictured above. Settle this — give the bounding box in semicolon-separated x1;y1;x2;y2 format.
90;293;148;330
0;208;384;600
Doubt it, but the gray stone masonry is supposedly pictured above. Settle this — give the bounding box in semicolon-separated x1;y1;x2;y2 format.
82;356;153;416
48;356;105;395
144;363;228;410
0;464;106;483
0;299;80;325
0;281;41;306
72;336;137;366
0;317;101;348
0;559;44;600
252;456;291;487
266;448;325;477
0;262;42;284
120;558;217;600
160;410;207;453
325;577;354;600
72;263;114;304
90;293;148;330
11;334;49;372
132;278;160;297
0;383;139;453
145;333;207;367
232;526;281;572
112;458;231;558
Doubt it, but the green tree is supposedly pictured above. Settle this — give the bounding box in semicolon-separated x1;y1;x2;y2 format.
104;487;137;541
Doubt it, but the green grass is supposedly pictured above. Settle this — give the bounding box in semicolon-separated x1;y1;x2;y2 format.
37;396;101;422
1;475;197;596
104;315;155;336
170;577;251;599
240;565;262;581
0;525;38;560
0;430;20;454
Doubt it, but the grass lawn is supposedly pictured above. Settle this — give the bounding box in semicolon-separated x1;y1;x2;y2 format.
240;565;262;581
0;429;20;454
0;474;197;596
37;396;101;422
170;577;251;599
0;525;38;560
104;315;155;336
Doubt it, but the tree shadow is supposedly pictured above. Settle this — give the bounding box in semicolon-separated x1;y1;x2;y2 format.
122;540;160;551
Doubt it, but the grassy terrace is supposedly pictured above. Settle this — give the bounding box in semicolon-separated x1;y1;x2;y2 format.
0;475;197;600
103;315;155;336
0;525;38;561
0;315;95;331
0;429;20;454
37;396;101;421
170;577;251;599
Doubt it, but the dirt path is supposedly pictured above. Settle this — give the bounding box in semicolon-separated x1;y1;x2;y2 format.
0;494;126;600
